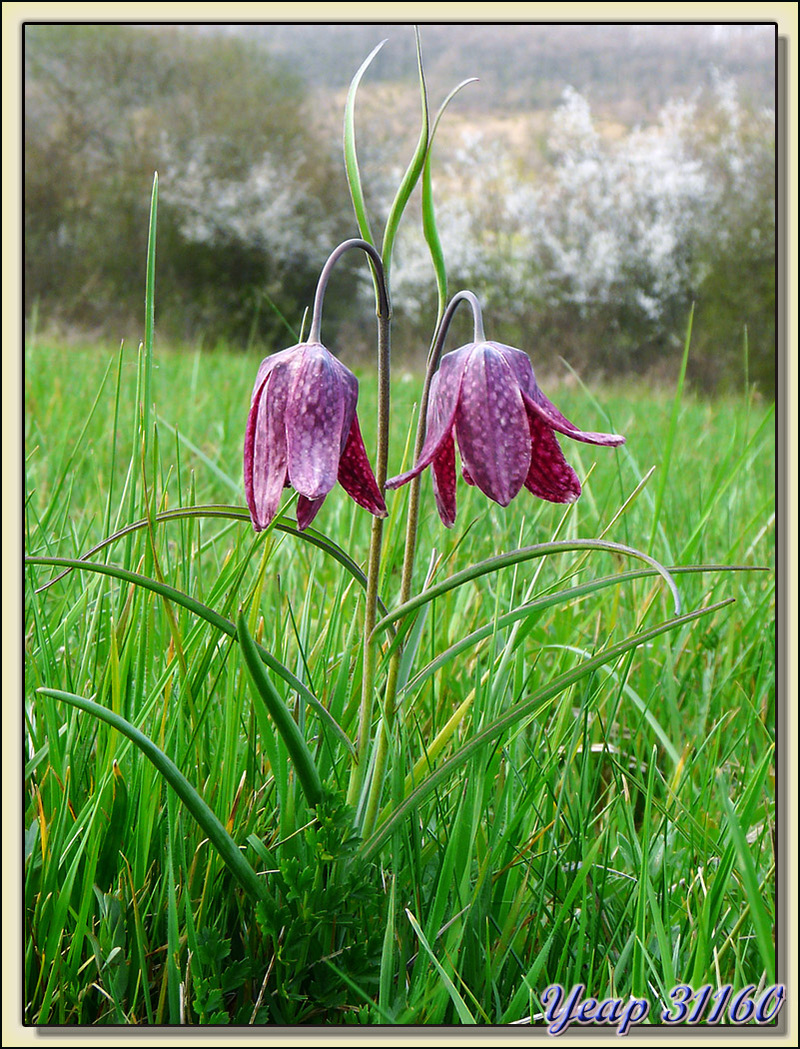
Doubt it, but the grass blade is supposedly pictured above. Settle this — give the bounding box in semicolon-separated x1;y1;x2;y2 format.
718;773;775;983
33;504;390;618
361;598;734;860
236;611;323;809
39;688;270;904
648;305;693;555
142;172;158;461
405;908;476;1023
397;564;754;695
26;554;354;756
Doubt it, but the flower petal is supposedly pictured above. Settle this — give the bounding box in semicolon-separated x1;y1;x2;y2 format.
296;495;327;531
454;343;530;506
337;414;387;517
431;431;457;527
249;344;303;404
493;342;624;447
285;343;351;500
526;387;625;446
523;406;582;503
385;345;470;490
244;365;291;531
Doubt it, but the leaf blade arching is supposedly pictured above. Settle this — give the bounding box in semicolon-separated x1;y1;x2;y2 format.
26;553;355;756
40;687;271;905
361;598;734;860
343;38;386;247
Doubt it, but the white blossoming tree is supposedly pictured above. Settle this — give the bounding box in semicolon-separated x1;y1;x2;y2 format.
389;78;774;389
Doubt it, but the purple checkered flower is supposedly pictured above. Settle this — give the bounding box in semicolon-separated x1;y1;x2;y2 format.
386;341;624;527
244;341;387;532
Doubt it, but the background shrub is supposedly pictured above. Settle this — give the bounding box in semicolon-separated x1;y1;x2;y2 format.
25;25;352;349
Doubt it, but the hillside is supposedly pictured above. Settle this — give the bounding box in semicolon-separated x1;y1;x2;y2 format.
194;22;775;123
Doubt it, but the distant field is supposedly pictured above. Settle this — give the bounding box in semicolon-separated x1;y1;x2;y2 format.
24;339;777;1025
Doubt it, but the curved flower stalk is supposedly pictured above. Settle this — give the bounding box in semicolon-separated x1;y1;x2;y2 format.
387;292;625;526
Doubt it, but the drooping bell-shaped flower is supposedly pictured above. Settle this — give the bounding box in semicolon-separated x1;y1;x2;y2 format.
244;341;387;532
386;340;624;527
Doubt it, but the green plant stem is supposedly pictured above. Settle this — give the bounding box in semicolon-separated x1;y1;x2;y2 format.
361;291;484;834
298;235;393;813
309;239;388;344
348;302;392;814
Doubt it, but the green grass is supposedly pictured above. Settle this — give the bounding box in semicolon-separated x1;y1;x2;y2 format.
24;336;775;1026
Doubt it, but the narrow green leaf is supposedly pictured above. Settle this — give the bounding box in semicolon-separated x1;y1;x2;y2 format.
632;746;658;996
39;688;270;905
155;419;241;495
343;39;386;246
718;773;775;983
26;554;355;755
398;564;759;696
33;503;390;619
678;404;775;561
643;874;677;994
95;760;128;891
648;304;693;555
361;598;733;860
422;77;479;321
142;172;158;459
373;538;683;641
405;908;476;1023
500;836;604;1022
31;355;116;535
381;26;429;282
164;790;181;1022
236;611;323;809
379;877;397;1017
687;746;771;985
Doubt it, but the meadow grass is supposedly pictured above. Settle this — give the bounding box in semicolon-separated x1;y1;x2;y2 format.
24;336;776;1026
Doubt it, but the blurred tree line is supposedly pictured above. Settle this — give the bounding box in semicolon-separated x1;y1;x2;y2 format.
234;23;774;122
25;24;775;393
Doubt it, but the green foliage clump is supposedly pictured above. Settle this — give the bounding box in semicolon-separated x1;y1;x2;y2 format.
182;793;386;1025
23;340;776;1025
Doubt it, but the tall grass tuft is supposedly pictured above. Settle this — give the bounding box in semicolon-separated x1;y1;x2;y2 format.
25;328;775;1024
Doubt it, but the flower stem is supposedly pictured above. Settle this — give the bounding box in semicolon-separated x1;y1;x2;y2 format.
397;290;485;596
308;238;389;344
345;254;392;814
303;237;391;817
361;290;484;836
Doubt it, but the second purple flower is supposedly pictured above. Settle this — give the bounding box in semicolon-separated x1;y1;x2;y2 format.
386;340;625;527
